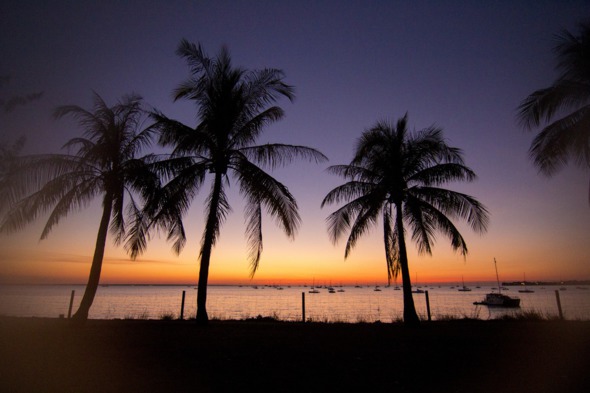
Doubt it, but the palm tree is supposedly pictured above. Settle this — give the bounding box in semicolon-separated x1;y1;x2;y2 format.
132;40;327;324
321;114;489;325
518;21;590;203
0;93;158;320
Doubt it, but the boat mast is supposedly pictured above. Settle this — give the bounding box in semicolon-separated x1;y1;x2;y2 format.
494;258;501;294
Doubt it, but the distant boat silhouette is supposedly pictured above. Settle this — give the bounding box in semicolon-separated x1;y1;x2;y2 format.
327;281;336;293
458;276;472;292
518;273;534;293
412;273;425;293
474;259;520;308
309;279;320;294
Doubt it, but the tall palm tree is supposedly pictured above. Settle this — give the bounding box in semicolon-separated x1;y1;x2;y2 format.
321;114;489;325
518;21;590;202
0;93;158;320
132;40;327;324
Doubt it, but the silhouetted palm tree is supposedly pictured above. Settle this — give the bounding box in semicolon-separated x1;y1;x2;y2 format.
321;114;489;325
518;21;590;202
133;40;327;324
0;93;158;320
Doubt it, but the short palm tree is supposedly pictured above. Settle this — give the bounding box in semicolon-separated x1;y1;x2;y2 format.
0;93;158;320
518;21;590;202
133;40;327;324
321;114;489;325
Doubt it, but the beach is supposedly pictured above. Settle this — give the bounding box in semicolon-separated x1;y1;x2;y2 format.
1;317;589;392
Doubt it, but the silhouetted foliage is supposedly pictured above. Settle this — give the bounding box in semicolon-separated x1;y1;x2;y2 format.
322;114;489;325
0;76;44;113
0;136;26;216
129;40;327;324
518;21;590;203
0;93;158;320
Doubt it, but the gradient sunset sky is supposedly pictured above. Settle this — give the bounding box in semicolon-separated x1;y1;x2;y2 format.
1;1;589;285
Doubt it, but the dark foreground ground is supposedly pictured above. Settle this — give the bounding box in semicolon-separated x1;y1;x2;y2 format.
0;317;589;393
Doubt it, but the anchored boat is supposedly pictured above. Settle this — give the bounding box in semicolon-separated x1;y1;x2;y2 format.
474;258;520;308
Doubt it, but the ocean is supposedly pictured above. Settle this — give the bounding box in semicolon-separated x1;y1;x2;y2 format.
1;284;589;322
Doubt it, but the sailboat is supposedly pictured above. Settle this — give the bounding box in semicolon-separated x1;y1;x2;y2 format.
518;273;534;293
412;273;425;294
473;258;520;307
458;276;472;292
308;279;320;294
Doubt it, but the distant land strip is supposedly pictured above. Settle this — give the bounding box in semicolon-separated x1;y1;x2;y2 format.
502;280;590;286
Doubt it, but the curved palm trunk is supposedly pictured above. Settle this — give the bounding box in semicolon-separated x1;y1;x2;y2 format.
72;193;113;321
395;203;420;326
196;172;223;325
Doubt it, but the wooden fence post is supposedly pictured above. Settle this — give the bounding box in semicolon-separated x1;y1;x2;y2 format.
301;292;306;323
555;290;564;320
425;290;432;321
180;290;186;320
67;290;75;318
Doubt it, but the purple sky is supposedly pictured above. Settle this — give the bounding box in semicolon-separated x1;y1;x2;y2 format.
1;1;589;284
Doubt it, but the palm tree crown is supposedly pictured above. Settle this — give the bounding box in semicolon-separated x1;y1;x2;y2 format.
322;114;488;324
0;93;157;320
518;21;590;201
138;40;327;323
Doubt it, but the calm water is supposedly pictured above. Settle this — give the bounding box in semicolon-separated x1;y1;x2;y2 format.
1;284;589;322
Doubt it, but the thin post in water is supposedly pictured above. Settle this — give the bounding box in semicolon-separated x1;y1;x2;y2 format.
180;290;186;320
67;290;75;318
425;290;432;321
555;290;564;320
301;292;306;323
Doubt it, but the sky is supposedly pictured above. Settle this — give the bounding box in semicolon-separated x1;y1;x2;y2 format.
1;0;589;286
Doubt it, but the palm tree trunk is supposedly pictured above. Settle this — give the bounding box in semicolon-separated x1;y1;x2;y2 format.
396;203;420;326
72;193;113;321
196;172;223;325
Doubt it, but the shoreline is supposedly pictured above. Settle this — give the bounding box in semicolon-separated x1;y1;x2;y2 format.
1;317;589;392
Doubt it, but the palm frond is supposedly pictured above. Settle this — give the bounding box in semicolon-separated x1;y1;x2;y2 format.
324;190;382;251
239;143;327;170
411;187;489;234
230;106;286;147
174;39;213;89
343;197;382;258
321;180;376;208
151;110;211;155
406;195;469;256
554;22;590;83
518;81;590;129
110;187;126;242
243;68;295;108
237;159;300;239
529;105;590;174
200;181;231;252
403;196;435;255
124;195;151;259
244;199;263;276
409;162;477;186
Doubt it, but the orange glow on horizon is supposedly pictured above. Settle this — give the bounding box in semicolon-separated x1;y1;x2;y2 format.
1;248;587;286
1;213;589;286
